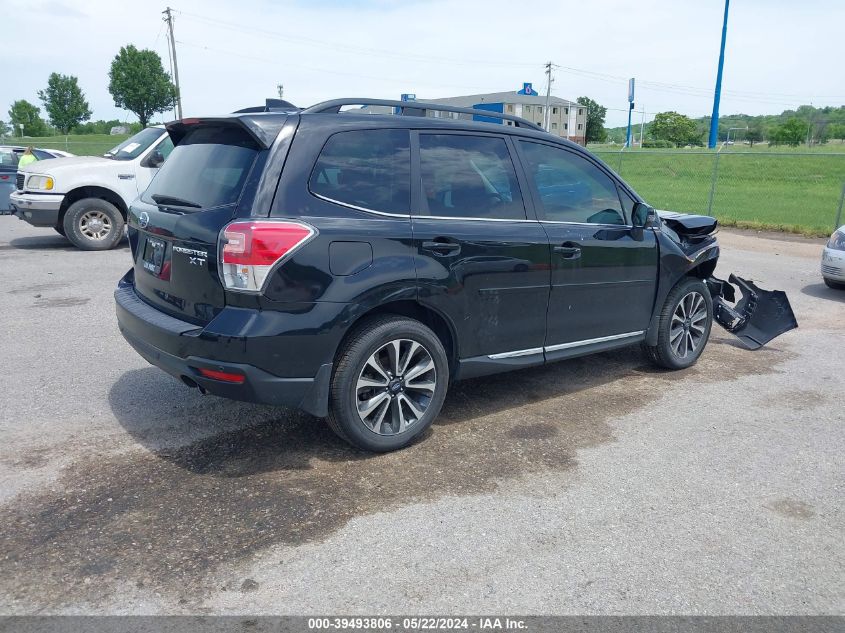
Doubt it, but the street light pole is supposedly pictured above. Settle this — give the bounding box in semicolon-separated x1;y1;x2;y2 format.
708;0;730;149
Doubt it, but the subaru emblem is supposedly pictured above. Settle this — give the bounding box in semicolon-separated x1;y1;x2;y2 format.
138;212;149;229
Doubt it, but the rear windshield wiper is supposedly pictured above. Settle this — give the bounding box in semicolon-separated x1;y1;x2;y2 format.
151;194;202;209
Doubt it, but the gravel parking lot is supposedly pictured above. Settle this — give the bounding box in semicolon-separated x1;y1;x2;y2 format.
0;216;842;615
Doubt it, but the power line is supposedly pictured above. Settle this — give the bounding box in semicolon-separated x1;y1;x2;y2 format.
174;40;496;93
173;9;844;110
175;10;538;69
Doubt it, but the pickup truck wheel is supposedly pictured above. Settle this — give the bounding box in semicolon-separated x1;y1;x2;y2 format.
328;316;449;452
62;198;124;251
644;276;713;370
823;277;845;290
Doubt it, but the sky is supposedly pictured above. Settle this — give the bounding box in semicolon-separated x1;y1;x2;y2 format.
3;0;843;130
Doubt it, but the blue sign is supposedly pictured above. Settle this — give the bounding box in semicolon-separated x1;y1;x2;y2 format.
517;82;537;96
401;93;416;102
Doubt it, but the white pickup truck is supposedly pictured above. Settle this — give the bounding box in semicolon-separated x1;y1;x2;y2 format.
10;127;174;250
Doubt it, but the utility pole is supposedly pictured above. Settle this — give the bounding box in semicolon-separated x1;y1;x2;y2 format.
806;103;813;146
544;61;553;131
639;106;645;146
277;84;284;100
625;78;635;148
163;7;183;119
708;0;730;148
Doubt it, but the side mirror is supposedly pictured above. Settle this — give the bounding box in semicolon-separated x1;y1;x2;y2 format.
145;150;165;168
631;202;655;228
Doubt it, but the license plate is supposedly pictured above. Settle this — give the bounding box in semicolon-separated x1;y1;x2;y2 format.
142;237;166;275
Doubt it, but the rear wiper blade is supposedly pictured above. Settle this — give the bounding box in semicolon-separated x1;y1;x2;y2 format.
151;194;202;208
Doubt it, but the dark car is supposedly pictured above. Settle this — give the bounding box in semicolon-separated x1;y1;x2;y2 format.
114;99;796;452
0;146;75;212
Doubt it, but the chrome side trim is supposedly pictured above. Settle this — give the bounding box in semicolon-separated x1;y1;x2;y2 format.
413;215;536;223
312;193;539;223
311;192;411;218
488;347;544;360
544;330;645;353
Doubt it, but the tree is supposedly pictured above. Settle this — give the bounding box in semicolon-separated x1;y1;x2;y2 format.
8;100;48;136
746;124;764;148
650;111;701;147
576;96;608;143
108;45;177;128
0;120;10;138
37;73;92;134
827;123;845;141
768;118;805;146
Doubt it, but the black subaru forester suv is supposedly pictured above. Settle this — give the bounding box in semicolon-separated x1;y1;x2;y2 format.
115;98;796;452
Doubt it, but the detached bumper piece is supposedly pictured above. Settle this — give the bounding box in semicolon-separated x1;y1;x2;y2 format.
707;274;798;349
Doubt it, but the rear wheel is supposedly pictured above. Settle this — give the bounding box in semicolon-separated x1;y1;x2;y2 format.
328;315;449;452
823;277;845;290
62;198;124;251
644;276;713;370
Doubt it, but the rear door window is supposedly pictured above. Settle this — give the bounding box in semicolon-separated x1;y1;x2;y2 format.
309;129;410;214
418;134;526;220
142;125;260;210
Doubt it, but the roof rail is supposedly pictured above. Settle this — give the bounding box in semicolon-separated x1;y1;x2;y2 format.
302;98;544;131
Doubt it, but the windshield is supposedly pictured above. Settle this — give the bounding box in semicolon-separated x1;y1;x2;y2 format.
142;125;260;210
104;128;165;161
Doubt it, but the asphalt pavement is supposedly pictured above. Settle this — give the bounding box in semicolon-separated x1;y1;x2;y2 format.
0;216;842;615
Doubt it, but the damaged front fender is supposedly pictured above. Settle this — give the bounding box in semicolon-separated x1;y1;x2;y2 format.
707;274;798;349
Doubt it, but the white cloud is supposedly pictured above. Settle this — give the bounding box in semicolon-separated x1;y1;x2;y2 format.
2;0;843;128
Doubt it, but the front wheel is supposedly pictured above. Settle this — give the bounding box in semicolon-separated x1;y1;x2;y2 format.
62;198;124;251
327;316;449;452
644;276;713;370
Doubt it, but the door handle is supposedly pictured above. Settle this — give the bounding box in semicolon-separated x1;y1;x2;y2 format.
422;240;461;256
554;242;581;259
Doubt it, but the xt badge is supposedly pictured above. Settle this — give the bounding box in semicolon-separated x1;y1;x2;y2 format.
173;246;208;267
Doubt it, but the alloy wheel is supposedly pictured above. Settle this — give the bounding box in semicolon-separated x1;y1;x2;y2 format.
670;291;708;358
355;338;436;435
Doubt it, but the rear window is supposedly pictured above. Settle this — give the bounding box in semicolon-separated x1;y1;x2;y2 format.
309;129;410;214
142;125;260;210
0;149;19;168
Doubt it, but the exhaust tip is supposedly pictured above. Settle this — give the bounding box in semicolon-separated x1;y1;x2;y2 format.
181;375;199;389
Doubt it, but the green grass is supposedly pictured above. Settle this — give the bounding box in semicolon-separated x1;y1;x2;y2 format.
2;134;131;157
591;150;844;236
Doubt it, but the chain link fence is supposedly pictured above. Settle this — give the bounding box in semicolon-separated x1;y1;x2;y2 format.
592;149;845;235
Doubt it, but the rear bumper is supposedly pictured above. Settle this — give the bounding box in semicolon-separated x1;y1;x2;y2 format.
114;277;331;417
9;191;64;227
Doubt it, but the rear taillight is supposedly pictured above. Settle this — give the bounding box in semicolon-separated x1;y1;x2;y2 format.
219;220;315;293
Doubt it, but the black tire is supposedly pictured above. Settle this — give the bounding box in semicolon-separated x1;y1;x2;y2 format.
327;315;449;452
53;225;66;237
643;276;713;370
823;277;845;290
62;198;124;251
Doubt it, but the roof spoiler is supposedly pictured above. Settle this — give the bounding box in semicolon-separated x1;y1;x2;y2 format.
165;113;294;149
